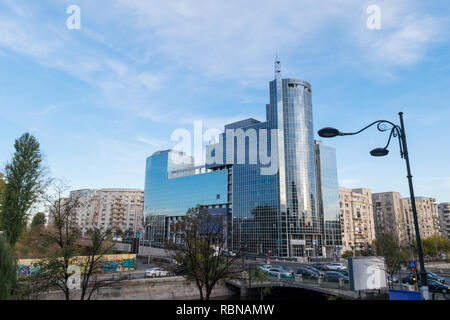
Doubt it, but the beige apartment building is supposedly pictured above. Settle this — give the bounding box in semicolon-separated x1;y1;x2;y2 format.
402;197;440;240
372;192;410;245
438;203;450;239
69;188;144;236
338;187;376;254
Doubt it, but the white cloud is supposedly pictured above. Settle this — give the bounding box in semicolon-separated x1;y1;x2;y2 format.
357;12;444;66
0;0;447;125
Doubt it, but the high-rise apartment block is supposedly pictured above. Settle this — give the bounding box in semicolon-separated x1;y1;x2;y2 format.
438;203;450;239
338;187;376;254
69;188;144;236
372;192;410;245
401;197;440;240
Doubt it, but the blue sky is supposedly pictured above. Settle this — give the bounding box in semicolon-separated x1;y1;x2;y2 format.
0;0;450;202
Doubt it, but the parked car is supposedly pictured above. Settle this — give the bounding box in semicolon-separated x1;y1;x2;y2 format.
337;269;349;277
311;263;328;271
325;263;347;271
305;266;326;278
267;268;294;279
296;268;319;279
221;250;236;257
324;271;349;282
402;272;445;285
424;278;450;294
145;267;171;278
386;273;399;283
257;264;272;272
278;265;294;275
427;272;446;284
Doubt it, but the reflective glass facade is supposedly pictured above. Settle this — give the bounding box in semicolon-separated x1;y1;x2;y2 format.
143;150;229;244
143;76;341;258
315;141;342;258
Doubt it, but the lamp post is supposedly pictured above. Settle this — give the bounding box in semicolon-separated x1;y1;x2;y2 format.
318;112;429;299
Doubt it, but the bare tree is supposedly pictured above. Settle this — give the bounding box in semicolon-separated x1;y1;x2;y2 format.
33;182;81;300
79;227;119;300
167;207;243;300
32;182;124;300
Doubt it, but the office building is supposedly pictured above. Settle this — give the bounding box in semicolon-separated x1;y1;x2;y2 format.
315;140;342;258
143;70;341;258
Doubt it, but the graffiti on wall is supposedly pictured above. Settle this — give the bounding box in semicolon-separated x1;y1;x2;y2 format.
17;254;136;275
101;256;136;273
17;263;40;276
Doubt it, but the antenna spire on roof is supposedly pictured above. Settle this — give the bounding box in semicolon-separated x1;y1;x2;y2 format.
274;54;281;78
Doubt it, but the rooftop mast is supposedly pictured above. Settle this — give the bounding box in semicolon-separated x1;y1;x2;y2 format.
275;54;281;78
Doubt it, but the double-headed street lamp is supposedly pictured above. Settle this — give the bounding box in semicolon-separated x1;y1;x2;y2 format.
318;112;429;299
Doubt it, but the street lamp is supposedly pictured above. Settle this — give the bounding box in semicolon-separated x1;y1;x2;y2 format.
318;112;429;299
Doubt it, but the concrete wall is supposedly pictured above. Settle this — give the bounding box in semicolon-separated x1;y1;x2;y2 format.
36;276;235;300
114;243;169;257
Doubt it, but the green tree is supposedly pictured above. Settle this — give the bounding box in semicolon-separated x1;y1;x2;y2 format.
249;268;272;300
341;250;354;259
1;133;46;245
417;235;450;257
0;234;17;299
0;172;6;204
114;228;123;237
375;233;407;278
31;212;46;228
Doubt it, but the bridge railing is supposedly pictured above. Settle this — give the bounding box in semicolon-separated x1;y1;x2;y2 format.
260;274;351;291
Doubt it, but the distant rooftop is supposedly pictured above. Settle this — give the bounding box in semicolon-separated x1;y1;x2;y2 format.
224;118;261;130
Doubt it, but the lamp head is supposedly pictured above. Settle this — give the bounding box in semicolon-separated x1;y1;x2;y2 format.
370;148;389;157
318;127;341;138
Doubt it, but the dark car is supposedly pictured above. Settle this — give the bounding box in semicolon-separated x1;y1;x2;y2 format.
427;272;446;284
311;263;328;271
403;272;445;285
324;271;349;282
296;268;319;279
423;279;450;294
305;266;325;278
337;269;349;277
278;265;294;275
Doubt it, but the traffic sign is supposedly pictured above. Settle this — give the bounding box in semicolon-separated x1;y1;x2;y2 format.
409;260;416;269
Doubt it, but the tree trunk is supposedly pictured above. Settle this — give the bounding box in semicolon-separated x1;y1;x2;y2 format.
197;284;204;300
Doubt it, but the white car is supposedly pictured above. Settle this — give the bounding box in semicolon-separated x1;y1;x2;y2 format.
145;267;171;278
325;263;346;271
267;268;293;278
257;264;272;272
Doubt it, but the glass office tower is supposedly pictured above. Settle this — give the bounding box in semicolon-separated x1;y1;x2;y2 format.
315;141;342;259
143;75;341;258
143;150;230;244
